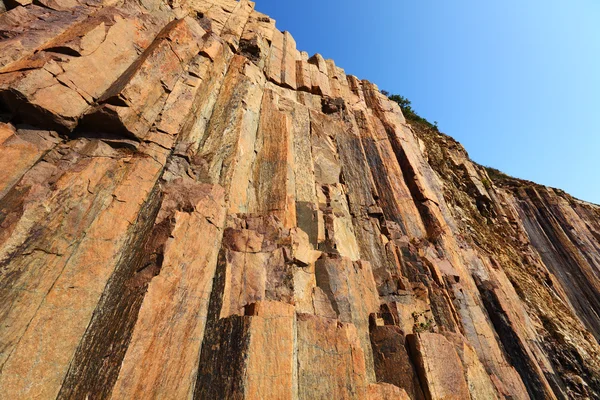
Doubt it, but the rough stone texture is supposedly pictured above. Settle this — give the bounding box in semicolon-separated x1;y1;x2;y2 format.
195;300;295;400
0;1;599;399
370;325;425;400
368;383;412;400
297;313;369;399
408;333;470;400
0;123;61;197
110;182;226;399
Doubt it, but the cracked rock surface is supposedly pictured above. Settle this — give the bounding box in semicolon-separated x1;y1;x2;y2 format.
0;0;599;399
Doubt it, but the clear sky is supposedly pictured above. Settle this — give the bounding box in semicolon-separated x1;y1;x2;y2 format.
254;0;600;204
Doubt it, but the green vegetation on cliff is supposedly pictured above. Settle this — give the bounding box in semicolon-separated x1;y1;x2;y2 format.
382;91;438;130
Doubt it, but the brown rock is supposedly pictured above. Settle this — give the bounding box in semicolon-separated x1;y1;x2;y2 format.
442;332;500;400
0;141;164;399
220;0;254;51
281;31;298;89
0;3;598;400
308;53;328;74
0;5;171;131
265;29;284;84
370;325;425;400
110;183;226;399
297;313;368;399
251;89;296;227
223;227;265;253
290;227;321;265
0;5;86;71
243;301;296;400
315;255;380;381
195;301;295;399
82;17;206;139
239;10;276;68
368;383;411;400
309;62;332;97
407;333;470;400
0;123;60;197
347;74;366;102
296;59;312;92
195;54;265;209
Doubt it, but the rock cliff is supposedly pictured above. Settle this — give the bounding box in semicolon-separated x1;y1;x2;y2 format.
0;0;599;399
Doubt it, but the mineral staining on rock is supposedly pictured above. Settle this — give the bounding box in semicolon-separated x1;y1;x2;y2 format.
0;0;599;399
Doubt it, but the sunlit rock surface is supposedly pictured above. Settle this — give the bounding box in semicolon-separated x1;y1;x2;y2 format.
0;0;599;398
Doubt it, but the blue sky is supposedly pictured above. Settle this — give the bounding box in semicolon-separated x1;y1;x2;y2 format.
254;0;600;204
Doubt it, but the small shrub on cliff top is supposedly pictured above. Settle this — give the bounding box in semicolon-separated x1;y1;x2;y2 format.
484;166;513;181
382;91;439;131
481;177;492;190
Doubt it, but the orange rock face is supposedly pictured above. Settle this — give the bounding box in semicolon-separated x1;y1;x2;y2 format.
0;0;599;399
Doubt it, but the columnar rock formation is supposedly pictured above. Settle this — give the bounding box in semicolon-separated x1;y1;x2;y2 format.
0;0;599;399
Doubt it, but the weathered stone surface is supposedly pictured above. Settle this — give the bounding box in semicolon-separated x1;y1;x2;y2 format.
368;383;411;400
217;214;300;318
308;61;332;97
220;0;254;51
443;332;500;400
251;89;296;227
265;28;284;84
0;4;171;131
82;17;205;139
110;183;226;399
296;59;312;92
516;186;600;340
297;313;368;399
0;123;61;198
348;74;366;102
242;301;296;400
195;301;295;400
310;110;342;185
353;107;427;237
281;31;298;89
315;254;379;381
370;325;425;400
197;0;241;35
172;40;233;159
0;5;86;70
326;59;350;98
195;54;265;208
239;10;275;68
0;2;599;399
408;333;471;400
0;141;163;399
